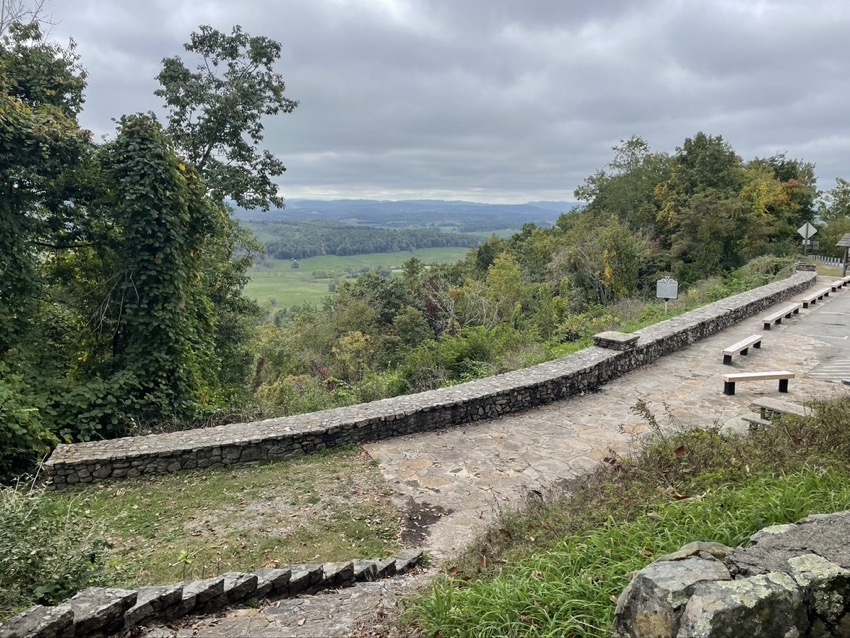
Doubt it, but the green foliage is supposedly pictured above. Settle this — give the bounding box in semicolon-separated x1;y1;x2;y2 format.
0;22;267;477
102;113;220;420
0;480;109;620
0;362;55;476
155;24;298;210
42;373;139;442
0;21;89;354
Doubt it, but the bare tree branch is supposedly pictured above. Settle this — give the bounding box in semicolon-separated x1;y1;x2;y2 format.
0;0;55;37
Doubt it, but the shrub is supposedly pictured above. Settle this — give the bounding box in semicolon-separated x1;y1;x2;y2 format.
0;363;56;480
0;480;109;620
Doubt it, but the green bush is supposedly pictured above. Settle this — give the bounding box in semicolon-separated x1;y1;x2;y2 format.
0;481;109;620
42;372;140;443
0;363;56;479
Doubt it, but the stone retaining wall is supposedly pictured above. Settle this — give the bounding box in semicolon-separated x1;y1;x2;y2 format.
0;550;422;638
614;512;850;637
44;270;816;489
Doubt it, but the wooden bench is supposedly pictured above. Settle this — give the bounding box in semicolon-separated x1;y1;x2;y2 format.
749;397;811;420
722;370;794;396
801;287;831;308
742;414;772;430
722;334;763;365
761;303;801;330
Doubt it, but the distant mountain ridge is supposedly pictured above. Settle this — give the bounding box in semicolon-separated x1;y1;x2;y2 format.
233;199;578;232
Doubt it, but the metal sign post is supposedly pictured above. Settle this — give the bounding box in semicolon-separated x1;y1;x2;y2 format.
656;277;679;315
837;233;850;277
798;222;818;257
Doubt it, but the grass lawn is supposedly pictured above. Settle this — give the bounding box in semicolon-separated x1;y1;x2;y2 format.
245;247;471;308
45;447;403;588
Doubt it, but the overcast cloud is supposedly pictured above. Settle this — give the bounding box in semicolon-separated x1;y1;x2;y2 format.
44;0;850;204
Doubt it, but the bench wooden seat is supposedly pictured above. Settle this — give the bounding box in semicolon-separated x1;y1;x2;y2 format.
801;287;831;308
749;397;810;420
761;303;801;329
722;334;763;365
722;370;794;396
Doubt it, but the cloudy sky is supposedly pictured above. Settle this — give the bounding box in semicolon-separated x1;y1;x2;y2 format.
43;0;850;204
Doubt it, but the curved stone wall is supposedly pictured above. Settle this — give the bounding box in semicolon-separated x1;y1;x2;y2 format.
44;271;816;489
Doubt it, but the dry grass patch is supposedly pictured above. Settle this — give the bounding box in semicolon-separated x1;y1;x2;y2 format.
45;447;403;587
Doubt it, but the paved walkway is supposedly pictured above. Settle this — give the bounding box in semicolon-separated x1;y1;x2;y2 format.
165;278;850;636
363;280;849;560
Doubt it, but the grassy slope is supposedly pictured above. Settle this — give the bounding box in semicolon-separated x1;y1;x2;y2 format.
46;448;402;588
245;247;471;308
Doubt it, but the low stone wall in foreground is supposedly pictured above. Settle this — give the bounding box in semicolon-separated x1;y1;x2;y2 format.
44;270;816;488
615;511;850;637
0;550;422;638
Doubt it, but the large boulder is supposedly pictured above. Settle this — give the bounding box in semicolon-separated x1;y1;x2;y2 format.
614;557;731;637
677;572;807;637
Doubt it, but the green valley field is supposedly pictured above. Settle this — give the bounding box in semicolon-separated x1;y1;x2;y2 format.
244;247;472;308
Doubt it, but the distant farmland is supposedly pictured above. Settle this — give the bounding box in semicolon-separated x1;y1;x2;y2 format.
244;247;471;309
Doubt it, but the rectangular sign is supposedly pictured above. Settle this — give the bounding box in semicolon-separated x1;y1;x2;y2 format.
656;277;679;300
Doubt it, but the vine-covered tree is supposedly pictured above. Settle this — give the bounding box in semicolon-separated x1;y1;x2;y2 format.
155;25;298;210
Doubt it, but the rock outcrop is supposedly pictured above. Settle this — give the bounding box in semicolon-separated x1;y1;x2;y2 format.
615;512;850;637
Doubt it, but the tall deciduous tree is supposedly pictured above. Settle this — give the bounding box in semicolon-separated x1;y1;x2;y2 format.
0;21;88;355
155;25;298;210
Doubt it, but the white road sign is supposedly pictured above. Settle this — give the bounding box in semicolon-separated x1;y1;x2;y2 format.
798;222;817;239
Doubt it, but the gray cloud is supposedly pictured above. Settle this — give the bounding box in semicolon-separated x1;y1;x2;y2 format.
46;0;850;203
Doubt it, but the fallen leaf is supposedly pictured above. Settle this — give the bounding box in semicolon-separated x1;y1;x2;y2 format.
297;618;306;626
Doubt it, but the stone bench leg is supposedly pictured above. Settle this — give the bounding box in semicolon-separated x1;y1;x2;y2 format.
724;381;736;395
779;379;789;393
753;341;761;349
723;354;733;365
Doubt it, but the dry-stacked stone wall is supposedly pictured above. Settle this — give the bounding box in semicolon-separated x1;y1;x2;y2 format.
0;550;423;637
45;271;816;489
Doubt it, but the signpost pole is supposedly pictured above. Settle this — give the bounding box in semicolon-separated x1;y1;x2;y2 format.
838;233;850;277
798;222;818;259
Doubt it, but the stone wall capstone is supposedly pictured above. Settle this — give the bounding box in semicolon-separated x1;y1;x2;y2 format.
44;271;817;488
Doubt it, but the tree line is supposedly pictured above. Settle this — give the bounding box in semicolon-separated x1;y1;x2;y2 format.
256;221;479;259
